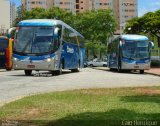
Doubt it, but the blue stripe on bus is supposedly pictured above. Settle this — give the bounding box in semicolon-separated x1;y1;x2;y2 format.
13;53;55;60
122;57;150;64
121;35;149;41
18;22;55;27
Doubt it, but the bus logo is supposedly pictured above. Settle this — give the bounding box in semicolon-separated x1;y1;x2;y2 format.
67;46;74;54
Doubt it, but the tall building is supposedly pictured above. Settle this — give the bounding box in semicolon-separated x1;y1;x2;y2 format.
22;0;54;11
0;0;10;34
54;0;75;13
115;0;138;34
11;2;17;27
22;0;138;34
54;0;138;34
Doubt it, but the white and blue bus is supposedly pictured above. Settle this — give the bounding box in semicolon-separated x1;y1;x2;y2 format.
107;34;154;74
13;19;85;76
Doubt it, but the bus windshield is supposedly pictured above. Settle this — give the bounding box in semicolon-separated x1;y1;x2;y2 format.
14;27;56;55
122;40;149;59
0;39;8;50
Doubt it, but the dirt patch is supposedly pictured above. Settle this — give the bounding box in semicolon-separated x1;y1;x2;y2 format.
136;88;160;95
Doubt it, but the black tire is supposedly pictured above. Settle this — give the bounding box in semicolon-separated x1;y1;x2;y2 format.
90;64;93;67
117;61;122;73
110;68;114;71
24;70;32;76
56;63;63;75
5;64;12;71
6;67;12;71
103;64;107;67
117;65;122;73
71;62;80;72
140;70;144;74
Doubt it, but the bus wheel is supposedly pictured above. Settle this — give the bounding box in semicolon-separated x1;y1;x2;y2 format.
24;70;32;76
57;63;63;75
140;70;144;74
71;62;80;72
90;64;93;67
103;64;107;67
5;67;12;71
117;66;122;73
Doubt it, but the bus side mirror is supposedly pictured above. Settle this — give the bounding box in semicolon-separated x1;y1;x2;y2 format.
54;27;60;39
54;27;61;48
119;40;122;47
149;41;154;49
8;27;16;39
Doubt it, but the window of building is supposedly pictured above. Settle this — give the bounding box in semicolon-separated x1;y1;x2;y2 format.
64;2;70;5
76;5;79;9
76;10;79;13
76;0;79;3
104;3;109;5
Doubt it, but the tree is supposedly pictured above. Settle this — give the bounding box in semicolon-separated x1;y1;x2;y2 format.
74;9;116;58
124;10;160;36
22;7;74;26
74;9;116;44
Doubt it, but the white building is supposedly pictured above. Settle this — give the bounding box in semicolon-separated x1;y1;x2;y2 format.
0;0;10;34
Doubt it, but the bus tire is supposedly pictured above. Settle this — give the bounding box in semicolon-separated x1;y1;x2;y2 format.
103;64;107;67
71;62;80;72
56;63;63;75
140;70;144;74
117;61;122;73
90;64;93;67
5;67;12;71
24;70;32;76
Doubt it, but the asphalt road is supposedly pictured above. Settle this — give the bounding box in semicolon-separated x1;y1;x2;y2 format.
0;68;160;105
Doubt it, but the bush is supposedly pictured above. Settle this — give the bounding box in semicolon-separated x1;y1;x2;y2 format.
151;61;160;67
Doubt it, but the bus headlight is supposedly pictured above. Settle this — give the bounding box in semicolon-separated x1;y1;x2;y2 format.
13;57;18;61
45;58;52;62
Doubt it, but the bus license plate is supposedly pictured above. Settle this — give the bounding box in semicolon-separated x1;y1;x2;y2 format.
27;65;35;68
134;66;139;69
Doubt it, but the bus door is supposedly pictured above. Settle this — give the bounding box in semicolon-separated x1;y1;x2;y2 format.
0;37;8;68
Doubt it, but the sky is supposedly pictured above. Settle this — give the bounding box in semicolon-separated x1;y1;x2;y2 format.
13;0;160;17
138;0;160;16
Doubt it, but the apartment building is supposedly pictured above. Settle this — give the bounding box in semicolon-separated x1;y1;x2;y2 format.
54;0;138;34
116;0;138;34
22;0;53;11
22;0;138;34
54;0;75;13
0;0;11;34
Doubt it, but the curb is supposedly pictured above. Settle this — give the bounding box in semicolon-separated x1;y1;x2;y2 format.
92;67;160;77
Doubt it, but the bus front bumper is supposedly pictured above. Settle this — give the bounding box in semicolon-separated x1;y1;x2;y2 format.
121;62;151;70
13;59;56;71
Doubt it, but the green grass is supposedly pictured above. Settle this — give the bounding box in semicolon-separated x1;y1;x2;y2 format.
0;87;160;126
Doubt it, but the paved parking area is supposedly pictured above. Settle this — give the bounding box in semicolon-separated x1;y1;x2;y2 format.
145;68;160;76
0;68;160;105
